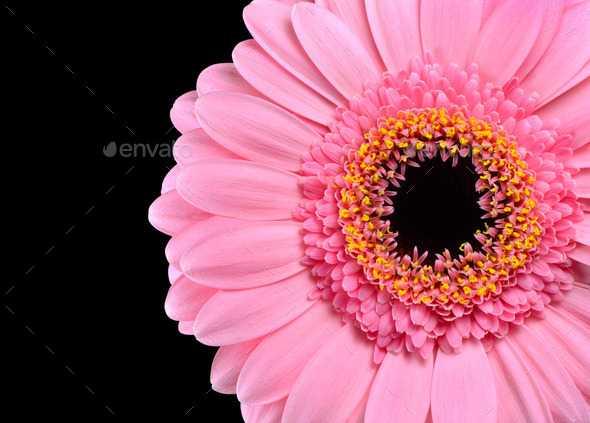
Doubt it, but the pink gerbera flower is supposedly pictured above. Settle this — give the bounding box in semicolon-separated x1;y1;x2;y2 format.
149;0;590;421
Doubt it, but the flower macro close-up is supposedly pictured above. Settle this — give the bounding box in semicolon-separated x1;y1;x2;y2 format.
148;0;590;422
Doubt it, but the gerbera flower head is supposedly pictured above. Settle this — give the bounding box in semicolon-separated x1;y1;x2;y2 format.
150;1;590;422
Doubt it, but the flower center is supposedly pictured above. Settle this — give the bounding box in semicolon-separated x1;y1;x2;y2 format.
336;108;543;307
386;155;491;262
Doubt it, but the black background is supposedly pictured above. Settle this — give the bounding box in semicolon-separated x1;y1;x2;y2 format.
1;1;251;421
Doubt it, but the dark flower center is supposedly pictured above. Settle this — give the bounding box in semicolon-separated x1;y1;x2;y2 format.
386;156;490;262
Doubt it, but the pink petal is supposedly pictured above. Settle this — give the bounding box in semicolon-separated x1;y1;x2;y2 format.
177;159;301;220
165;216;248;271
237;302;344;405
196;63;260;97
195;91;318;172
243;1;345;105
537;78;590;151
515;0;566;82
148;189;208;236
528;306;590;398
161;164;180;194
520;2;590;104
165;274;218;321
559;285;590;323
315;0;386;74
569;243;590;266
195;270;316;346
573;169;590;198
291;3;379;99
542;59;590;106
574;212;590;245
431;339;497;423
420;0;483;69
471;0;544;86
365;350;433;423
487;338;552;422
508;325;590;421
180;221;306;289
168;264;182;284
282;324;377;423
233;40;338;125
567;139;590;169
241;398;287;423
365;0;423;74
173;128;241;168
170;91;200;134
211;338;262;394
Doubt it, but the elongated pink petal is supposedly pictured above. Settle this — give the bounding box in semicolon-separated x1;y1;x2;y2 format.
148;189;208;236
316;0;386;74
574;213;590;245
165;275;218;321
241;398;287;423
233;40;337;125
536;77;590;151
569;243;590;266
170;91;200;134
420;0;483;69
211;338;262;394
520;2;590;104
508;325;590;421
559;285;590;323
196;91;319;172
243;1;345;105
177;159;302;220
487;338;552;422
528;306;590;398
180;221;306;289
194;271;317;346
174;128;241;168
291;3;379;99
471;0;544;86
542;60;590;105
365;0;422;74
237;302;345;405
196;63;260;97
165;216;249;271
515;0;566;82
365;350;433;423
573;169;590;198
282;324;377;423
431;339;497;423
161;164;180;194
